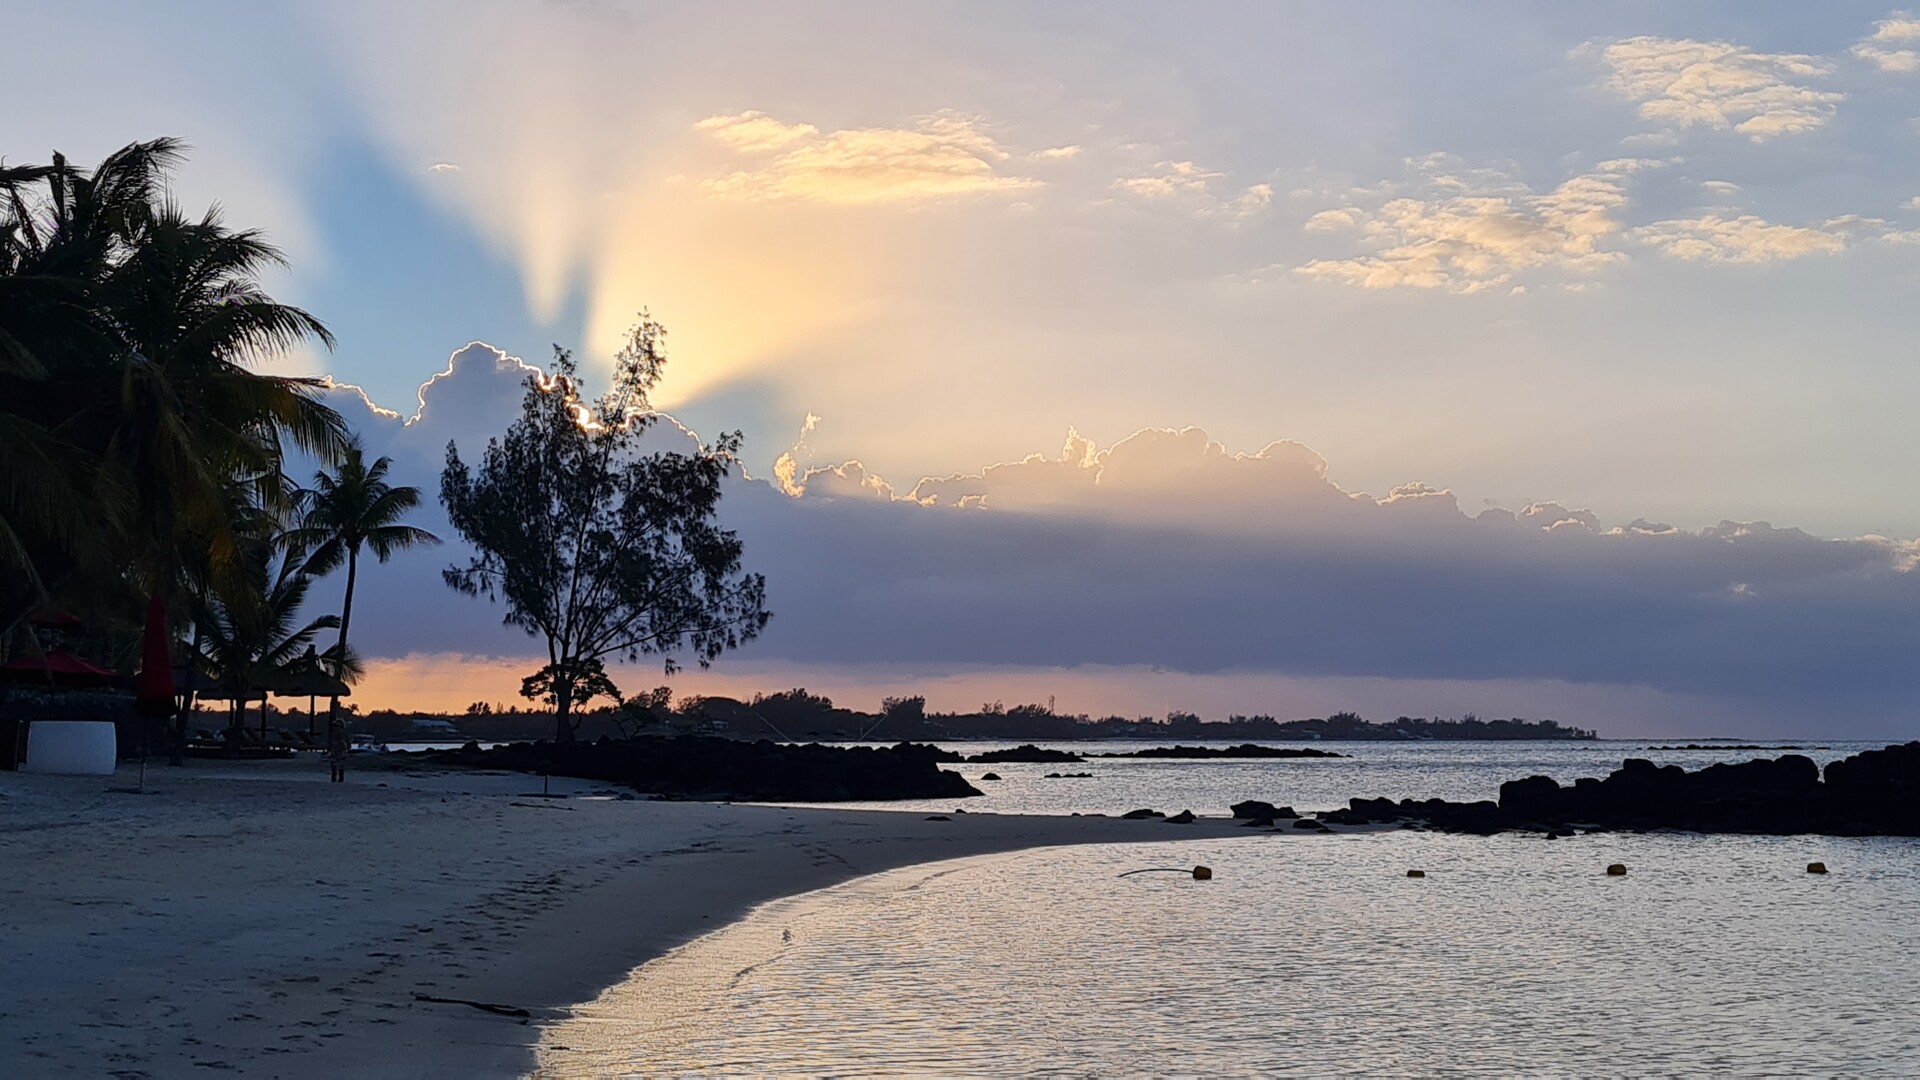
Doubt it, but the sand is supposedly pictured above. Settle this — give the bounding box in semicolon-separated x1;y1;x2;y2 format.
0;755;1245;1078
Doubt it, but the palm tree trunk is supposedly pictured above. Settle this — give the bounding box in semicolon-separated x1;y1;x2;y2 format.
170;621;200;766
328;543;359;725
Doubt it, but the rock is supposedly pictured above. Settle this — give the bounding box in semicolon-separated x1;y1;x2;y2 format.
966;744;1084;764
1807;861;1828;874
1230;800;1298;821
413;734;983;803
1164;809;1196;824
1121;808;1163;820
1606;863;1627;876
1095;744;1344;760
1406;869;1426;878
979;772;1002;781
1293;818;1330;831
924;815;951;821
1311;743;1920;837
1498;775;1562;817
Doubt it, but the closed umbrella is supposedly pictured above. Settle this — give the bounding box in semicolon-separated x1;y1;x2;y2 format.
134;594;175;718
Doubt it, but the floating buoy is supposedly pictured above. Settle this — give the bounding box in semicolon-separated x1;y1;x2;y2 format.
1807;862;1828;874
1406;869;1426;878
1192;865;1213;880
1606;863;1628;876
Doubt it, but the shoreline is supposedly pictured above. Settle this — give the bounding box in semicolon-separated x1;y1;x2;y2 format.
0;759;1248;1078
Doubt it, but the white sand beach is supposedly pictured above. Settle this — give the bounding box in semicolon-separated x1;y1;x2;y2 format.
0;757;1242;1078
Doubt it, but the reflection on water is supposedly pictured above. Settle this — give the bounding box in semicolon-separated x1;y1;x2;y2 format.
540;832;1920;1076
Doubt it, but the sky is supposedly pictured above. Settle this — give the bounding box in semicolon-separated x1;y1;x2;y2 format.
14;1;1920;736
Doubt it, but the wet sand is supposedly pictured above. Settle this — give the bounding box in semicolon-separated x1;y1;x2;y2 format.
0;756;1241;1078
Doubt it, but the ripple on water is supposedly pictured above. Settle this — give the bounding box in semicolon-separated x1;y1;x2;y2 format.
538;831;1920;1076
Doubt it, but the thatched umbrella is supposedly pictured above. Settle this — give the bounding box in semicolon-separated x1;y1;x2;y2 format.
195;666;352;740
267;662;352;736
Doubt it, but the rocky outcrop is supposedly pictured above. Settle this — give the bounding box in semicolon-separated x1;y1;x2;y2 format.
1095;744;1344;759
965;745;1085;763
1229;800;1299;824
416;736;982;802
1313;743;1920;835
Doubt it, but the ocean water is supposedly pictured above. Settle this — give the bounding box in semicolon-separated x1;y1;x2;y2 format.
538;741;1920;1076
773;738;1884;817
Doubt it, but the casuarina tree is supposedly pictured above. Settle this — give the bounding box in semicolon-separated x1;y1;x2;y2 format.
439;317;770;742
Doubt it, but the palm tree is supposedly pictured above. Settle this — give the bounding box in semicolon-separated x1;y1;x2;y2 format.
1;139;348;637
94;197;348;593
287;439;440;715
193;546;339;735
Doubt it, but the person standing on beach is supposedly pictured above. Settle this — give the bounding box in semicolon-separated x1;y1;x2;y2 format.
326;716;349;782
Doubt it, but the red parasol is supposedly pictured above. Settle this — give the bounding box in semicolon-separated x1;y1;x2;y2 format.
0;650;122;685
134;593;175;717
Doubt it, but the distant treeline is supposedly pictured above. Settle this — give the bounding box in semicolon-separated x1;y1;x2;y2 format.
327;689;1596;743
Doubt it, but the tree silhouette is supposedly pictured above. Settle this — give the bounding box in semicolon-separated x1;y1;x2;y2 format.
287;438;440;719
440;317;770;742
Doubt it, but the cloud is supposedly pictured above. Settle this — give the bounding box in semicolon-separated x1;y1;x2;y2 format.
426;161;461;173
1034;145;1082;160
695;110;1041;205
1112;161;1272;223
1304;207;1364;232
1595;36;1843;141
307;348;1920;735
782;460;896;501
1700;179;1741;196
1852;12;1920;72
1294;161;1637;293
1632;214;1850;263
694;111;820;153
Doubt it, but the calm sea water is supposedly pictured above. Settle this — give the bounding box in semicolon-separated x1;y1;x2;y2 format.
538;741;1920;1076
776;738;1883;816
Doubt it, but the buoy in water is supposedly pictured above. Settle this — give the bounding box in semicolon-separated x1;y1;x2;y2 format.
1192;865;1213;880
1606;863;1628;876
1406;870;1426;878
1807;862;1828;874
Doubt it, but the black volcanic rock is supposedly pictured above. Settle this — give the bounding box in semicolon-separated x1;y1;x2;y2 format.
415;735;982;802
1096;744;1344;760
1121;808;1163;820
1314;743;1920;836
966;744;1084;763
1230;800;1298;822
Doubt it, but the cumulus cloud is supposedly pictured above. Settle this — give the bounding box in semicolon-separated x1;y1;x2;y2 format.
694;110;1041;204
307;345;1920;733
1596;36;1843;141
1112;161;1272;223
1632;214;1850;263
1852;12;1920;72
1304;207;1364;232
782;460;896;501
1294;160;1639;293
